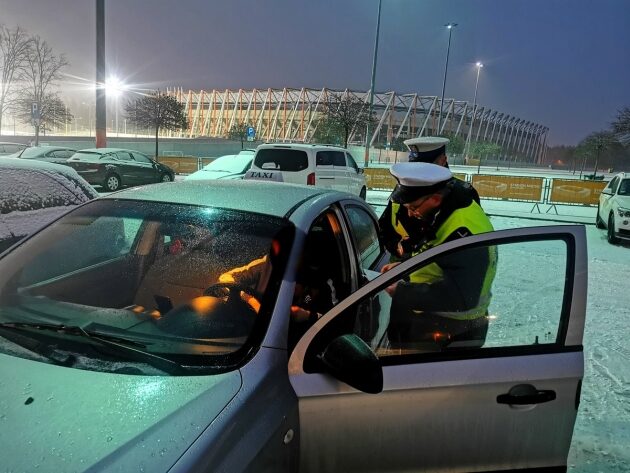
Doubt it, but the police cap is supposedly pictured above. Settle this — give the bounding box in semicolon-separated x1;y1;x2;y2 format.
403;136;449;163
389;162;453;204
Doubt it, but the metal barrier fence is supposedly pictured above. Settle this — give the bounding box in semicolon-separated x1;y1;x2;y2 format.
363;168;607;207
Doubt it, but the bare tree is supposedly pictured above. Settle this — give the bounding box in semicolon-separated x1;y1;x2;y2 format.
227;121;250;149
16;92;72;134
612;106;630;145
125;91;188;158
576;131;617;179
315;92;375;148
18;35;68;144
0;25;31;135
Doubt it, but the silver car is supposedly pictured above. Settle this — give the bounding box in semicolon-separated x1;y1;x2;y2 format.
0;180;586;472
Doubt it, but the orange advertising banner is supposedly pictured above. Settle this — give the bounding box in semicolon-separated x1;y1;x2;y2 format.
364;168;397;190
549;179;607;205
471;175;543;201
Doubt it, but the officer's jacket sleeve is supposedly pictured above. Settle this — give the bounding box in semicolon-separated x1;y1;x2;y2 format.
377;200;402;256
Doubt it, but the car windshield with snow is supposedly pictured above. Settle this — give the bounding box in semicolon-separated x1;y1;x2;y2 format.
0;180;587;472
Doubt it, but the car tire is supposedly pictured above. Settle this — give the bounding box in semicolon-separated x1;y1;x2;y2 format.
596;206;606;229
359;186;367;200
104;174;121;192
160;173;173;183
607;214;619;244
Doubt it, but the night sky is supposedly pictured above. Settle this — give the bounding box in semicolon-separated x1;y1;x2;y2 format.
2;0;629;145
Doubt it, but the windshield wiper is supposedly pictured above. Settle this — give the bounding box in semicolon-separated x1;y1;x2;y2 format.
0;322;186;374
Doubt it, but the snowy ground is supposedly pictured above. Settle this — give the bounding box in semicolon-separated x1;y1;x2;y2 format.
368;189;630;473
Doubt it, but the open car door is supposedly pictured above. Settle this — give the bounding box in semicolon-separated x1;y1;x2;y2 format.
289;225;586;473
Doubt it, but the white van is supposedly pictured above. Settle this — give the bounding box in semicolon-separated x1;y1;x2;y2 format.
245;143;367;199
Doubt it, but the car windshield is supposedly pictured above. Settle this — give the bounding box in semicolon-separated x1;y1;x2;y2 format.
203;153;252;172
618;179;630;196
0;199;293;374
18;147;45;158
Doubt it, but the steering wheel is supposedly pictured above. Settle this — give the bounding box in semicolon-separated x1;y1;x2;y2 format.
203;282;262;304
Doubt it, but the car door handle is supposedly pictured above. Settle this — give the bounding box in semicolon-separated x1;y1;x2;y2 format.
319;177;335;180
496;384;556;405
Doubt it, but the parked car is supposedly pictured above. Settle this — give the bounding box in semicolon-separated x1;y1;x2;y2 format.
0;142;27;156
596;172;630;244
0;157;98;253
5;145;77;164
0;179;587;472
66;148;175;192
246;143;367;199
185;150;255;181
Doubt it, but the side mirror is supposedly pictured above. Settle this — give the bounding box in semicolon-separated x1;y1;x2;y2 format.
319;334;383;394
358;168;365;174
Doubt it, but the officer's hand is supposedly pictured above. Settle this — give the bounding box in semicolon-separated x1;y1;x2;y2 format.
291;305;311;323
381;262;400;273
385;281;399;297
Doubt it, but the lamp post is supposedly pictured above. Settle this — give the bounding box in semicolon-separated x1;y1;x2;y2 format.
465;62;483;172
364;0;383;167
436;22;457;136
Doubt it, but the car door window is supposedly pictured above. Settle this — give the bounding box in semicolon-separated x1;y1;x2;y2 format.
53;150;74;159
315;151;334;166
611;176;621;194
331;151;346;167
116;152;133;161
132;152;152;164
344;205;381;270
346;153;359;173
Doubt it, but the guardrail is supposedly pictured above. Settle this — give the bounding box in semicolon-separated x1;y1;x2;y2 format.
156;156;215;174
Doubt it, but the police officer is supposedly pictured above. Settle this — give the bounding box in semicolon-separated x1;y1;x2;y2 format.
381;162;496;348
378;136;479;260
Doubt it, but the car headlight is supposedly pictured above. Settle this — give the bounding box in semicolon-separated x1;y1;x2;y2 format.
617;207;630;218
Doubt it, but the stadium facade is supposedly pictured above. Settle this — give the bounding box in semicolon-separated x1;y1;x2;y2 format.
168;87;548;163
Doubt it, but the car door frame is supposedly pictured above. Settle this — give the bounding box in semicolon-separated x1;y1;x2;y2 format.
345;152;364;195
288;224;587;473
600;175;619;219
131;151;159;184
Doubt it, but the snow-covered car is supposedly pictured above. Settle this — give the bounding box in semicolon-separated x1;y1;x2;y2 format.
597;172;630;244
66;148;175;192
6;145;77;165
0;157;98;253
0;141;27;156
246;143;367;199
0;180;587;472
185;150;254;181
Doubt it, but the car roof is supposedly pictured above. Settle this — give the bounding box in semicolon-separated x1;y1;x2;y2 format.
76;148;143;154
256;143;346;152
100;180;338;218
0;156;81;176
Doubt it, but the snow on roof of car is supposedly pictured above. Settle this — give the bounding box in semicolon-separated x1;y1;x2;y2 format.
100;180;332;217
256;143;347;151
0;156;83;176
75;148;137;154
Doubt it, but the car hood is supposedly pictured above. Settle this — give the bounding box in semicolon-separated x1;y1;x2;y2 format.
0;353;241;472
615;195;630;208
185;169;244;180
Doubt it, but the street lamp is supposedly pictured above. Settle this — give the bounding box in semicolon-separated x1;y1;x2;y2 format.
364;0;383;167
436;22;457;136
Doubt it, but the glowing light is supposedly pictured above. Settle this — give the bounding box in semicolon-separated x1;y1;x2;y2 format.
476;62;484;68
105;76;128;97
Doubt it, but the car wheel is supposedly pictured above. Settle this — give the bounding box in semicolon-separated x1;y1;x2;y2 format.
596;206;606;229
359;186;367;200
104;174;121;192
607;214;619;244
160;173;173;183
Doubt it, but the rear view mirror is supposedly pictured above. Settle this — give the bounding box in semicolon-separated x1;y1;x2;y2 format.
319;334;383;394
